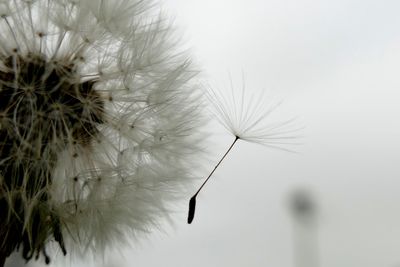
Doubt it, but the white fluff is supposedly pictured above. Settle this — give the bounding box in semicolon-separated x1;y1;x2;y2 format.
0;1;297;264
0;0;204;258
207;77;298;150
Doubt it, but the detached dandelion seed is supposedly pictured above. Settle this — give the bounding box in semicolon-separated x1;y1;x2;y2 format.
188;77;298;224
0;0;204;265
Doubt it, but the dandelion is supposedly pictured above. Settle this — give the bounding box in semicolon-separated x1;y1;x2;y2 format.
188;77;298;224
0;0;204;265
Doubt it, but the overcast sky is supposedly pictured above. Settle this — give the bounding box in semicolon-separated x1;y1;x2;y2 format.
131;1;400;266
14;1;400;267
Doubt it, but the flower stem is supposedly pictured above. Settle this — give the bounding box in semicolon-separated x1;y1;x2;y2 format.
188;136;239;224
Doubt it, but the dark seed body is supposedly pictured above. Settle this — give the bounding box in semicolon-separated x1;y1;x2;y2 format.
187;196;196;224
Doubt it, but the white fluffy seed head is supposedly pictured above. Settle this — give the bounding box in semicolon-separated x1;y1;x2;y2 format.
0;0;205;262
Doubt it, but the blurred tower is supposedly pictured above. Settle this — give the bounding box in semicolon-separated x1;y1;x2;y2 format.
289;189;319;267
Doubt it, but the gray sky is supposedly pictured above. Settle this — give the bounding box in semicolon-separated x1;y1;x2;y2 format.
19;0;400;266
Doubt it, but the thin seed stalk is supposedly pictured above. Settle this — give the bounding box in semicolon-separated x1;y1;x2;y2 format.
188;136;239;224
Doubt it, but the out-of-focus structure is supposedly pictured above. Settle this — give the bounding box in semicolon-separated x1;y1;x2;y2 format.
289;189;319;267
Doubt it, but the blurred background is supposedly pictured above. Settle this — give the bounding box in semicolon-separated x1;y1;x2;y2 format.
9;0;400;266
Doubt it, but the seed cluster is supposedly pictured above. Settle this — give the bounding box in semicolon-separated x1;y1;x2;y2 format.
0;52;104;263
0;1;206;265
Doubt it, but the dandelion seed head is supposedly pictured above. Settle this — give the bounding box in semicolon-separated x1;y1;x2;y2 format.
0;0;204;264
